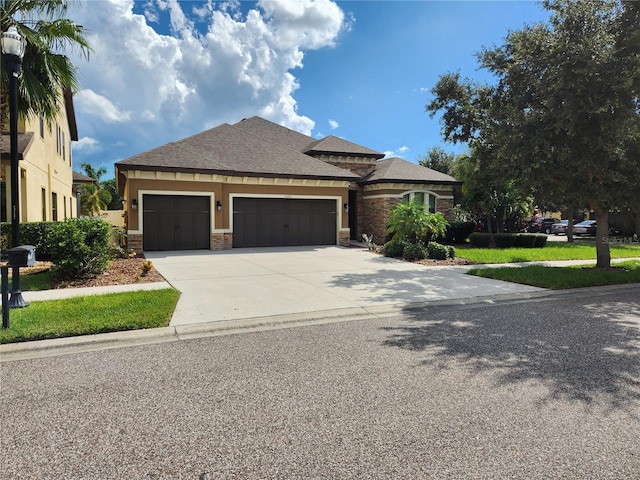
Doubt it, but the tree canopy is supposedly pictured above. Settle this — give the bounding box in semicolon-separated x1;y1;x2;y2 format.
427;0;640;267
1;0;90;123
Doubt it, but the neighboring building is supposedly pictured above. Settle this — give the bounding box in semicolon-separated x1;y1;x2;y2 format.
116;116;461;252
0;88;78;223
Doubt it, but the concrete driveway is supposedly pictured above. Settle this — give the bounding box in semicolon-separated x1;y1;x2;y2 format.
145;246;543;326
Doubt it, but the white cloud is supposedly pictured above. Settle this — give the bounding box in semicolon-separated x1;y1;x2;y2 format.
383;146;410;159
75;90;131;124
73;137;100;151
328;119;339;129
68;0;347;169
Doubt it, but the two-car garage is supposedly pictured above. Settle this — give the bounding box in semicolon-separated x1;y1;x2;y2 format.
142;195;338;251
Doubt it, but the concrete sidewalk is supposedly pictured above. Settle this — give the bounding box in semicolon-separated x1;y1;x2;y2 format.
3;247;638;362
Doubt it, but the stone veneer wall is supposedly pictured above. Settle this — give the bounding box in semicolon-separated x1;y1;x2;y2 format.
211;232;233;250
339;230;351;247
436;198;454;221
127;233;143;254
362;197;401;246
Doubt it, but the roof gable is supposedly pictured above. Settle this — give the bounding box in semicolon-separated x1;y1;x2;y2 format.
117;122;359;181
361;157;460;184
233;116;315;152
305;135;384;159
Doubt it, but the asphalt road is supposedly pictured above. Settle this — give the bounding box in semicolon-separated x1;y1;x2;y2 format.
2;290;639;479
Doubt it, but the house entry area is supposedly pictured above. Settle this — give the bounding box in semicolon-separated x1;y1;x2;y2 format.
143;195;210;251
233;197;337;248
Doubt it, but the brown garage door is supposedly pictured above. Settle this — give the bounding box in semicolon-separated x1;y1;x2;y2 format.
233;198;336;248
143;195;210;251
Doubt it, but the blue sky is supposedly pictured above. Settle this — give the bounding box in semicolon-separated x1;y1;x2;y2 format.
68;1;551;179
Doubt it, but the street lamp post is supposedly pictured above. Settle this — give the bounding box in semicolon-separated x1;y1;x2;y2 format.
1;26;28;308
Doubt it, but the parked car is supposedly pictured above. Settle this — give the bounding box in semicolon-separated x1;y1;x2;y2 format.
573;220;597;236
526;217;559;234
550;220;571;235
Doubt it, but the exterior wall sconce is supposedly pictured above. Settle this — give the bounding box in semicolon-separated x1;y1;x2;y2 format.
131;198;138;210
216;200;222;212
344;203;349;213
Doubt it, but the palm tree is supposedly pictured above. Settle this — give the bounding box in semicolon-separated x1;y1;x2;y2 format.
1;0;90;124
80;183;111;216
79;162;111;216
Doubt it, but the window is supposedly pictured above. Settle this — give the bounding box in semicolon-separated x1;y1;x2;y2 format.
402;191;436;213
55;124;60;155
42;188;47;221
52;192;58;221
62;131;66;160
39;113;44;138
63;196;67;219
1;181;6;222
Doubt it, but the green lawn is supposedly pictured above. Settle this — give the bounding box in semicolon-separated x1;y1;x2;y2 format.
468;260;640;289
0;289;180;344
456;242;640;264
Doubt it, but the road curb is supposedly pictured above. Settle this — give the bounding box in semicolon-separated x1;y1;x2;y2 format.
2;282;638;362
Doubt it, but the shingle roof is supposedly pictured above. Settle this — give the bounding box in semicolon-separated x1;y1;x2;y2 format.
233;116;316;152
0;132;34;161
73;171;97;184
304;135;384;159
360;157;461;184
117;122;359;181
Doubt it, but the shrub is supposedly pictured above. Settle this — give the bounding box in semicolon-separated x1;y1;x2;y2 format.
1;221;57;260
494;233;517;248
427;241;450;260
447;245;456;259
469;233;492;248
386;200;449;244
402;242;427;261
442;221;476;244
383;239;406;258
534;234;548;248
48;218;112;279
514;233;537;248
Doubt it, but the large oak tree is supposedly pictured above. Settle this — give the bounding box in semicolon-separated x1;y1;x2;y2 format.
428;0;640;268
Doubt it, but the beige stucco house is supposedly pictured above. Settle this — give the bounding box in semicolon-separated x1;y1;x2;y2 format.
116;116;461;252
0;88;78;223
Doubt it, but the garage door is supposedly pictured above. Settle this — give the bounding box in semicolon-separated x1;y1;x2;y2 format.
233;198;337;248
143;195;210;251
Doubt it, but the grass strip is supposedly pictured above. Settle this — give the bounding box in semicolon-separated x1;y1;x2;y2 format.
457;242;640;264
0;288;180;344
468;260;640;289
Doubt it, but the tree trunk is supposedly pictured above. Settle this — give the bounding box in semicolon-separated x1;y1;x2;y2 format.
566;206;574;243
589;200;611;269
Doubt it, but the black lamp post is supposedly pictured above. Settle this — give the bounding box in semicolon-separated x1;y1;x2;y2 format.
1;26;28;308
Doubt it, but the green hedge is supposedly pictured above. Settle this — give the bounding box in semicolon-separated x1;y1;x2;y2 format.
1;218;113;278
469;233;492;248
469;232;547;249
514;233;537;248
494;233;517;248
442;221;476;245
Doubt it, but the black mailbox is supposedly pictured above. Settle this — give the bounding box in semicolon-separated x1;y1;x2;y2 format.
8;245;36;267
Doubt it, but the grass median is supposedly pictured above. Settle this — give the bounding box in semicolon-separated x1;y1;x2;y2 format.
0;288;180;344
469;259;640;289
456;242;640;264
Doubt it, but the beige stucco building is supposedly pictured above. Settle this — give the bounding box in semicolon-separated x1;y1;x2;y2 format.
1;88;78;223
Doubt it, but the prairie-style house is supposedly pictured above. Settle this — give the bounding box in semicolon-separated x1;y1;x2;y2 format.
116;116;461;252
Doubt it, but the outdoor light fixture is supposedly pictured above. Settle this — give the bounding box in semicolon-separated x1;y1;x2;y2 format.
216;200;222;212
131;198;138;210
2;25;28;309
344;203;349;213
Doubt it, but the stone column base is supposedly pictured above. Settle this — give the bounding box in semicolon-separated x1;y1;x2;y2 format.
211;232;233;250
339;230;351;247
127;233;143;254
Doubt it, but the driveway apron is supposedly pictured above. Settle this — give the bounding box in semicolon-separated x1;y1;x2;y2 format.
144;246;543;326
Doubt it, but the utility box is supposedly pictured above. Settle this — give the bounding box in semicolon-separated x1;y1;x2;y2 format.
8;245;36;267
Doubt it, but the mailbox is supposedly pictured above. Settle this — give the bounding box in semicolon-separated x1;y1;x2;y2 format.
8;245;36;267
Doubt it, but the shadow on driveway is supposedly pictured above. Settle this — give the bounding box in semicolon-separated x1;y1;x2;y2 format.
381;295;640;412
